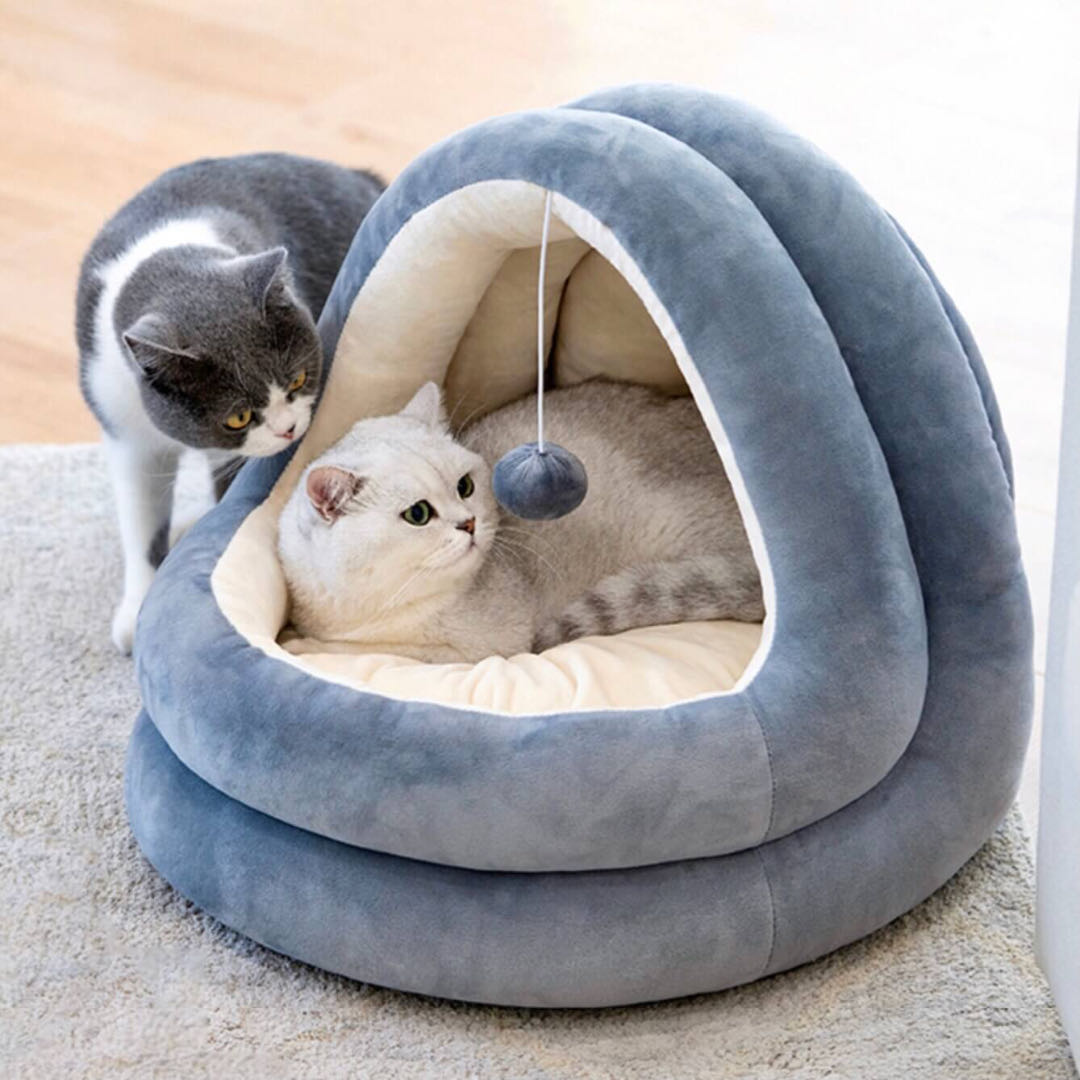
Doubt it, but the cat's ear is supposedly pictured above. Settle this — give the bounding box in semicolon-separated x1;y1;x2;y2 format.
399;381;446;431
306;466;363;524
233;247;290;312
122;314;193;375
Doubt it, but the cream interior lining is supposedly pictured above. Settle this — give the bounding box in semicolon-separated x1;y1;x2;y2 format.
211;181;769;715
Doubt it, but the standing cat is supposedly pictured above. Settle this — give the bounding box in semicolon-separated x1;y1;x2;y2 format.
277;380;763;663
77;153;383;652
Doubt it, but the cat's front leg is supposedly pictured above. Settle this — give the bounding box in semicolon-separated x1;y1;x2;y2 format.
103;435;179;654
166;450;239;548
210;454;243;502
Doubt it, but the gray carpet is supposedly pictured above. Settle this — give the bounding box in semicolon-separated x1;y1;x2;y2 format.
1;443;1075;1080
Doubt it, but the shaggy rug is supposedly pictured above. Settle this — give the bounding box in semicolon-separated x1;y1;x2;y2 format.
1;444;1074;1080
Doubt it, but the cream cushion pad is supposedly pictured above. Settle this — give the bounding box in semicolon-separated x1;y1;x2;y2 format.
281;625;761;713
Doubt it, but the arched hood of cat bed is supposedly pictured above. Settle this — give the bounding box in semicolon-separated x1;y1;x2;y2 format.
125;84;1032;1008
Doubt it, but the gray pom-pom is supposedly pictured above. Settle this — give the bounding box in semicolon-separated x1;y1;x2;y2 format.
492;442;588;520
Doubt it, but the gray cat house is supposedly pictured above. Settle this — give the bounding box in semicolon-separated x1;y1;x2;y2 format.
125;84;1033;1008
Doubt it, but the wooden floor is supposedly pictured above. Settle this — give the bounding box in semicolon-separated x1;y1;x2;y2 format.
2;0;1077;827
1;0;1075;447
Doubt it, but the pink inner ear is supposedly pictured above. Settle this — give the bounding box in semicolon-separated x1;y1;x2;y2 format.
306;466;359;523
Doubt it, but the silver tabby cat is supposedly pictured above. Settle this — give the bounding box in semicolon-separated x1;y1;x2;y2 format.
277;380;763;663
77;153;383;652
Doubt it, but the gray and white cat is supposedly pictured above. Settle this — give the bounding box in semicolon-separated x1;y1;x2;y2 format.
277;380;763;663
77;153;383;652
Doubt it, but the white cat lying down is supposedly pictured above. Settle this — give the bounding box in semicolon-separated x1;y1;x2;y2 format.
277;380;762;664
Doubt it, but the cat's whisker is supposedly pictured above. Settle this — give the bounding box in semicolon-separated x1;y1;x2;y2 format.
288;340;320;371
494;531;552;565
448;400;490;437
492;534;561;581
446;399;464;428
495;525;562;558
131;466;182;479
446;395;478;430
498;535;561;574
373;564;434;620
488;543;523;576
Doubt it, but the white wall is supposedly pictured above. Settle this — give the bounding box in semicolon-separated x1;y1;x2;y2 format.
1036;126;1080;1055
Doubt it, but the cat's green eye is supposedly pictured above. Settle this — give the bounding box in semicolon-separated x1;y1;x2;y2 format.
457;473;475;498
402;500;435;526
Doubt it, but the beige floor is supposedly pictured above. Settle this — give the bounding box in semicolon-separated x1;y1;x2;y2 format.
1;0;1076;833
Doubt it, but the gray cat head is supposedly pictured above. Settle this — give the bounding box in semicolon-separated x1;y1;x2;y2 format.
121;247;320;455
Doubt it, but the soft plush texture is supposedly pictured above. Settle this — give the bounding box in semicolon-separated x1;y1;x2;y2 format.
0;443;1071;1075
0;444;1071;1077
127;85;1032;1006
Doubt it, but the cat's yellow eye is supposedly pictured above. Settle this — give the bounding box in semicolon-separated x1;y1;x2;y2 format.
288;371;307;393
402;500;435;526
225;408;252;431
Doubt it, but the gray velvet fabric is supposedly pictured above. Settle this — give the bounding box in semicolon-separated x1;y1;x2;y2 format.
136;95;930;872
126;84;1032;1007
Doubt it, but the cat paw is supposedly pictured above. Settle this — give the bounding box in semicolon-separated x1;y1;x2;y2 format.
110;596;143;655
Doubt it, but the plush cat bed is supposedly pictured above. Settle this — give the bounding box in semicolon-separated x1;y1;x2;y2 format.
125;84;1033;1008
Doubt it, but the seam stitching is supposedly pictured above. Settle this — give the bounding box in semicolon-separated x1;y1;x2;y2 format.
747;684;777;844
754;845;779;979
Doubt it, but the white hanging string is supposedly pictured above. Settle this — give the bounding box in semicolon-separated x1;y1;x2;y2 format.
536;189;553;454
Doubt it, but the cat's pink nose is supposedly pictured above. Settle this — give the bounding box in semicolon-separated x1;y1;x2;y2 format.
278;424;296;440
457;517;475;535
